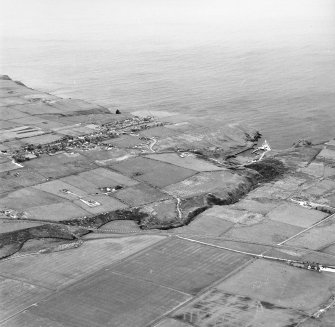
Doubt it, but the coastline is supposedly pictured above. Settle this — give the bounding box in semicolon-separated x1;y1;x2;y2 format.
1;75;335;326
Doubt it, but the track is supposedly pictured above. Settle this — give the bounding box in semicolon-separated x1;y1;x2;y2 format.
148;137;157;152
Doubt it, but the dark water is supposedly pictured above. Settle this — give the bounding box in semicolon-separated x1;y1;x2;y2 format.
1;1;334;148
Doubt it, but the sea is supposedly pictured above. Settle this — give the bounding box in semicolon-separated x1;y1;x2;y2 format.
1;0;334;149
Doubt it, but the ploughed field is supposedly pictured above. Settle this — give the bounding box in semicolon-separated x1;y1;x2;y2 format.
1;75;335;326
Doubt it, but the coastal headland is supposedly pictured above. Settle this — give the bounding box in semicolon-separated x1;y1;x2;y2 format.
1;75;335;326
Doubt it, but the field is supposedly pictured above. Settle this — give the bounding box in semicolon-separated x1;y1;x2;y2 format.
193;205;262;224
0;276;52;323
24;271;190;327
111;157;197;188
32;180;89;200
113;183;170;206
170;211;234;237
23;153;97;179
163;171;247;199
246;184;293;201
25;202;89;221
1;311;70;327
286;218;335;250
0;161;21;173
139;126;183;138
216;260;335;314
0;187;63;210
109;237;250;295
223;219;303;244
60;168;139;196
154;318;191;327
10;115;66;130
0;168;46;190
145;153;224;172
231;198;282;215
11;102;63;115
80;147;138;164
170;288;308;327
0;107;29;121
0;235;165;290
266;202;328;228
73;168;139;187
0;219;42;233
318;148;335;161
73;194;128;214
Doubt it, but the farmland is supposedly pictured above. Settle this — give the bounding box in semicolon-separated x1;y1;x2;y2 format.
1;75;335;326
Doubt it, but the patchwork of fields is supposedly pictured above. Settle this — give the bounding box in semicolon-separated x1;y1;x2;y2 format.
1;76;335;326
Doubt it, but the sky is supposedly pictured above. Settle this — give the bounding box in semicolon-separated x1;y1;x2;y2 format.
1;0;334;43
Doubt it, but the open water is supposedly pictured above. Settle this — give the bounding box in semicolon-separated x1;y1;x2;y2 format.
1;0;334;148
